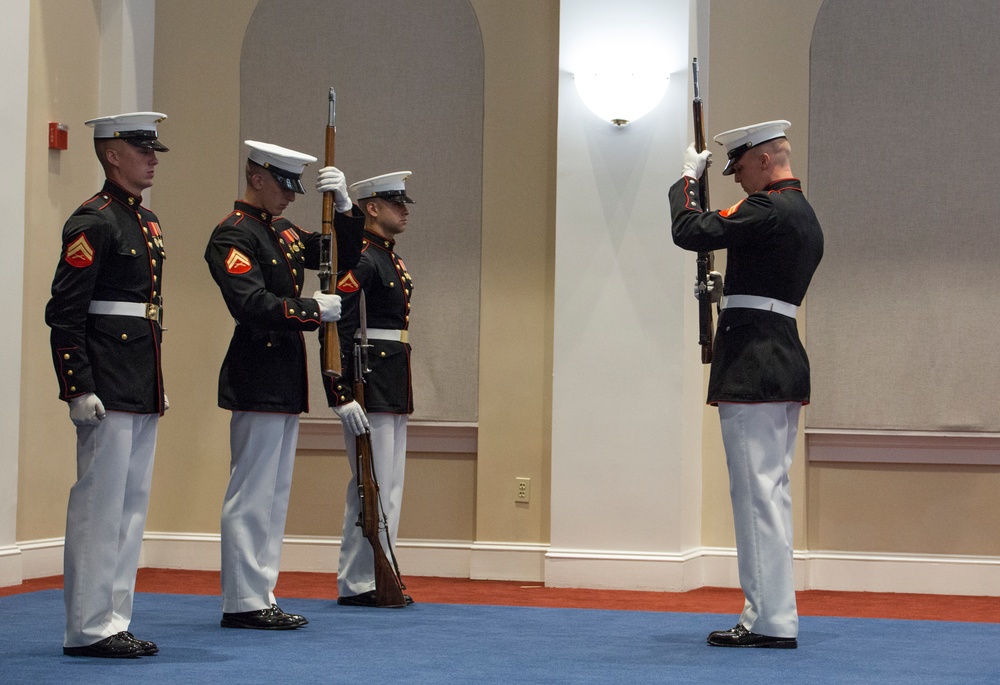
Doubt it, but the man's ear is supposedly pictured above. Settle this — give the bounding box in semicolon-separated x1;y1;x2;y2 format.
103;145;121;168
249;172;264;190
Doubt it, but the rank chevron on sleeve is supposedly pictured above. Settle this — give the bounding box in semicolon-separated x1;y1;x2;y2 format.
336;270;360;293
65;234;94;268
719;199;745;218
225;247;252;274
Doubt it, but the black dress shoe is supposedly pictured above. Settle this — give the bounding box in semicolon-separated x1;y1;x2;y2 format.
707;623;797;649
337;590;378;607
337;590;415;607
221;606;302;630
271;604;308;627
123;631;158;655
63;632;143;658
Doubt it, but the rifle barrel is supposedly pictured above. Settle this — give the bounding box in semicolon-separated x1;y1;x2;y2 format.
321;87;342;377
692;58;715;364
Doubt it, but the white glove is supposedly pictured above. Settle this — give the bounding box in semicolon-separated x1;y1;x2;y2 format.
315;166;352;213
682;143;712;179
313;291;342;322
69;392;106;426
333;400;370;436
693;271;723;303
164;394;170;411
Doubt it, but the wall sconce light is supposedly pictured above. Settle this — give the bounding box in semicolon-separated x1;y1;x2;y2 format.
574;69;670;126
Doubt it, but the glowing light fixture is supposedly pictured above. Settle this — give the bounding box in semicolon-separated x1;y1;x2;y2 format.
574;69;670;126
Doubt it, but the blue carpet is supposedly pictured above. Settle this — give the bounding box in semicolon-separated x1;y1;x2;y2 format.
1;590;999;684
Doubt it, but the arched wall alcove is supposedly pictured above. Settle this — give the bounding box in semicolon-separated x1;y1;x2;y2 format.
242;0;484;422
808;0;1000;434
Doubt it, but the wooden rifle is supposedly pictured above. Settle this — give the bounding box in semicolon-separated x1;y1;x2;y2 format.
319;87;342;377
692;58;715;364
352;291;407;607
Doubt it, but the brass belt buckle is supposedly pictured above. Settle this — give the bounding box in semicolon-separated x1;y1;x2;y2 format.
146;303;161;324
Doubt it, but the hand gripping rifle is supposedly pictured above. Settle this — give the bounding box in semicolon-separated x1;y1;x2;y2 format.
692;58;715;364
319;87;342;377
352;291;407;607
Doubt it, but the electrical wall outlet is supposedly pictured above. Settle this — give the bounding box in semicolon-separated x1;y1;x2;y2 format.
515;477;531;503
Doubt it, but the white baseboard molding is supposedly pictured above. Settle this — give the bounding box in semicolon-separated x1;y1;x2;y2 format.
139;533;222;571
546;547;1000;596
800;550;1000;596
15;537;62;581
396;539;473;578
277;536;474;579
698;547;810;591
470;542;548;582
0;544;23;587
545;547;706;591
139;533;477;579
10;535;1000;597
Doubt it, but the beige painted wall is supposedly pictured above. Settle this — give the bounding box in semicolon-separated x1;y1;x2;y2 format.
809;463;1000;555
473;1;558;544
18;0;1000;569
146;0;556;544
19;0;105;541
698;0;825;549
706;0;1000;558
18;0;553;549
145;0;255;535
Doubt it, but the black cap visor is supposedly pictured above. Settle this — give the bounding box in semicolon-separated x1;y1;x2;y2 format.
374;189;415;204
721;144;750;176
721;136;786;176
116;130;169;152
268;168;307;194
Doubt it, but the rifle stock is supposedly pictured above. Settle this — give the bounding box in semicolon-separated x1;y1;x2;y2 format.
692;58;715;365
320;88;342;377
352;345;406;608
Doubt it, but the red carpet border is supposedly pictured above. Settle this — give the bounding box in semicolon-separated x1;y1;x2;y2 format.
3;569;998;623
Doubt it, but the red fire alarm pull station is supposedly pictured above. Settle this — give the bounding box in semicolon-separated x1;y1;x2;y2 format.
48;122;68;150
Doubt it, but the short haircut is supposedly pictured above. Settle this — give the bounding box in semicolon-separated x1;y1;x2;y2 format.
245;159;266;185
93;139;116;172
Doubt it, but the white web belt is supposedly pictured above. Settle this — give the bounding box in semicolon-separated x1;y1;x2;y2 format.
355;328;408;344
88;300;162;322
720;295;797;318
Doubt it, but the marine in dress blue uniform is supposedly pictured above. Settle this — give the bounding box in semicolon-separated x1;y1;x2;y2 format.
205;141;364;629
319;171;415;606
45;112;169;658
670;121;824;648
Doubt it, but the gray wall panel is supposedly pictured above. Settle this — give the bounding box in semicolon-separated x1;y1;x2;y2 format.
241;0;483;421
808;0;1000;432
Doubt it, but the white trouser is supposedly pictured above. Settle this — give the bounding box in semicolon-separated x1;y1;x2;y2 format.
64;411;158;647
221;411;299;613
718;401;800;638
338;413;408;597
